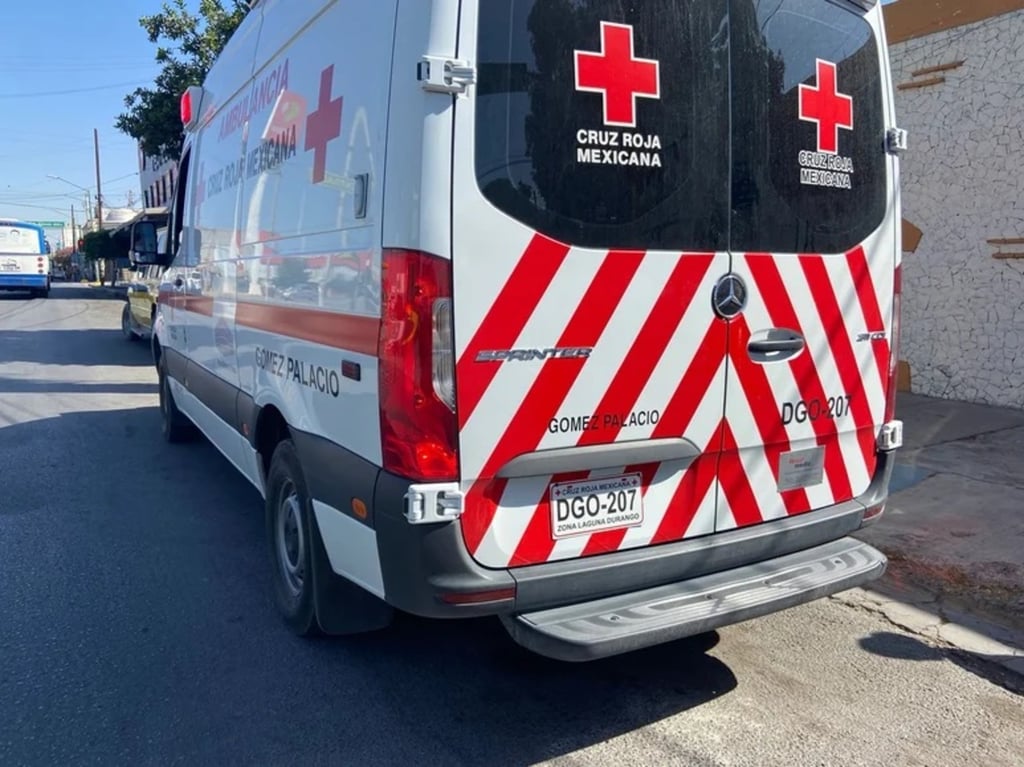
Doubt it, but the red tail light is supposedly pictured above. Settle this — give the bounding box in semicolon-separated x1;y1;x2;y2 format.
378;249;458;482
885;265;902;422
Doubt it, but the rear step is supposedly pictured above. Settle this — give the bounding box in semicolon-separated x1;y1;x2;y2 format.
501;537;886;662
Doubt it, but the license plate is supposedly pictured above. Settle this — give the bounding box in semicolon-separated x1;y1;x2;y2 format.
1;260;20;271
550;473;644;539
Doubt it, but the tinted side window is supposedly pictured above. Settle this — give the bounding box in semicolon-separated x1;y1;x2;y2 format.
730;0;887;254
475;0;730;252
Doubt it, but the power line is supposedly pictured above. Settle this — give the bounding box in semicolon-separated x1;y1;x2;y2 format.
0;81;152;99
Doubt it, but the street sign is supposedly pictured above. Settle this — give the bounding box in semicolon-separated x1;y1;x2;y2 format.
27;220;65;228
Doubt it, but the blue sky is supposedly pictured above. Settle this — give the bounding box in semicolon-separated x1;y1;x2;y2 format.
0;1;166;241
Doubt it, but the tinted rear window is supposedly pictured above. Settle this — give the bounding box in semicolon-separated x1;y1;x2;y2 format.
730;0;887;253
475;0;731;252
474;0;887;255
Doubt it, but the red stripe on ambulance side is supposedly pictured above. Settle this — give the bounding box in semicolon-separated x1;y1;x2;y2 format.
728;314;810;517
801;257;878;478
745;255;853;502
648;447;719;546
510;253;715;564
586;317;728;554
717;421;763;528
846;245;891;394
578;254;715;449
461;250;646;557
456;234;571;429
235;299;380;356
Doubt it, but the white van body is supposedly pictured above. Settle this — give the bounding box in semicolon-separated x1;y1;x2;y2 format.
142;0;904;660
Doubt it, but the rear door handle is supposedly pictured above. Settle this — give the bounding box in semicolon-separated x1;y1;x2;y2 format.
748;329;805;362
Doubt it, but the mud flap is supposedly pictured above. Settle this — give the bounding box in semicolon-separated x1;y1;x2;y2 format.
307;504;395;636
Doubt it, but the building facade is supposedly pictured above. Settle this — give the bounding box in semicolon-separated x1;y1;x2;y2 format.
885;0;1024;408
138;146;178;210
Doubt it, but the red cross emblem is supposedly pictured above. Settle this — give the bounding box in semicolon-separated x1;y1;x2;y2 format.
574;22;660;128
305;65;343;184
798;59;853;155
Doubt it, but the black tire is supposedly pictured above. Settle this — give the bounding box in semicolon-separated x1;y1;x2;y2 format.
121;303;139;341
265;439;320;636
158;357;197;443
265;439;394;638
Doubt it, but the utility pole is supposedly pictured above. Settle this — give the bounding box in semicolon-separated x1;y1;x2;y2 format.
94;128;108;285
70;204;77;281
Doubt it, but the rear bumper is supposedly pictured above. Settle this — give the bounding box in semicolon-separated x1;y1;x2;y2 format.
503;536;886;661
0;275;48;289
373;449;895;623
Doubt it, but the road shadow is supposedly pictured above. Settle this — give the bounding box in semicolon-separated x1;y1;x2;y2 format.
859;632;1023;696
0;328;152;367
319;617;734;766
0;378;157;394
0;406;739;766
53;284;128;301
0;285;126;302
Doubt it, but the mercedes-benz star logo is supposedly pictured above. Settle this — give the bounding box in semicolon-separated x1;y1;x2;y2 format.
712;273;748;319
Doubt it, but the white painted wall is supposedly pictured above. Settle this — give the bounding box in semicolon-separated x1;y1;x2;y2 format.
889;11;1024;408
138;145;178;209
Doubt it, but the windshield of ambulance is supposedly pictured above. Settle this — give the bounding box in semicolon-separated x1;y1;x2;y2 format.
475;0;887;254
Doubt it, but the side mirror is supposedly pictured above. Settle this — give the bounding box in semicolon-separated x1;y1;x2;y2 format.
130;221;161;267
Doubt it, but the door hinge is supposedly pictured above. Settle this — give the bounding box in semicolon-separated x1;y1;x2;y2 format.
886;127;909;156
418;56;476;95
404;483;463;524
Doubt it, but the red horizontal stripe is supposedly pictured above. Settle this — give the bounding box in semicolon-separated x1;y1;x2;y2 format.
235;299;380;357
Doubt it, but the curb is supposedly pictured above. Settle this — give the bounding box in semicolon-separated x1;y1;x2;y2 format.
832;587;1024;681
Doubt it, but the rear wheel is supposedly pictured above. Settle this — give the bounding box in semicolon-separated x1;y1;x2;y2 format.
158;357;196;443
266;440;319;636
265;439;393;637
121;303;138;341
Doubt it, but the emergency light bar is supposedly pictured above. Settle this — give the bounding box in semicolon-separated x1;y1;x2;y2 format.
180;86;206;132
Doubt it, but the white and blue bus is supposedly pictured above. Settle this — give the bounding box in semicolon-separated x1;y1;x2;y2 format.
0;219;50;298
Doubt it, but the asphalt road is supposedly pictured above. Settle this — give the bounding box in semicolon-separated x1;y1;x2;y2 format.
2;285;1022;767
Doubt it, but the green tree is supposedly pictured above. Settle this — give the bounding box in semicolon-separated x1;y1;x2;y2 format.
81;230;131;287
116;0;250;162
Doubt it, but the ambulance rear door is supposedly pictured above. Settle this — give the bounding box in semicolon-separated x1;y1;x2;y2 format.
450;0;735;570
718;0;899;531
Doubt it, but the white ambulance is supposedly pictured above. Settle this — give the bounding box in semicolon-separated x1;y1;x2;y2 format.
130;0;905;661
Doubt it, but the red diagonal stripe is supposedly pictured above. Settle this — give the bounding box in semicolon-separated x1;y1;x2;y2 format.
456;234;571;429
510;253;716;565
846;245;891;392
745;255;853;501
461;250;646;556
649;441;720;545
717;420;763;528
801;256;878;478
729;315;811;516
582;318;728;556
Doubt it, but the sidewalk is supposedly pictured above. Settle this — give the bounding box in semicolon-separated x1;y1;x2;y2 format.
83;280;128;299
849;392;1024;678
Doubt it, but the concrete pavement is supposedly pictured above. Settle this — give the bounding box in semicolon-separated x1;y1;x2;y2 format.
851;392;1024;679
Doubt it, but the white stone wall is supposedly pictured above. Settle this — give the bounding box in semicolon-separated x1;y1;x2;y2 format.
889;11;1024;409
